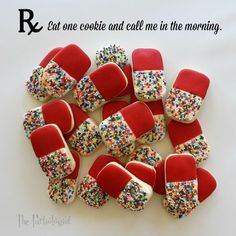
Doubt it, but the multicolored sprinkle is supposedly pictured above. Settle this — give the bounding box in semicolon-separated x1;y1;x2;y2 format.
23;107;45;138
129;146;162;166
117;179;149;211
99;112;136;151
165;87;203;122
38;148;75;179
96;44;128;67
48;178;77;204
175;134;210;165
68;118;102;156
74;76;106;112
137;115;166;144
42;60;76;98
163;179;199;218
25;66;49;101
77;175;109;208
133;70;166;101
107;142;135;157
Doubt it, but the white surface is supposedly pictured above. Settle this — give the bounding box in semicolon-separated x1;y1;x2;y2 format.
0;0;236;235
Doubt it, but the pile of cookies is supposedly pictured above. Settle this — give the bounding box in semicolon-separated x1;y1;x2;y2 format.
23;44;217;218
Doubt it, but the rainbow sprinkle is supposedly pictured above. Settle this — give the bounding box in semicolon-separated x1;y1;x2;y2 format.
38;148;75;179
48;178;77;204
42;60;76;98
23;107;45;138
165;88;203;122
25;66;49;101
133;70;166;101
117;179;149;211
163;179;199;218
175;134;210;165
137;115;166;144
129;146;162;166
68;118;102;156
99;112;136;151
74;76;106;112
96;44;128;67
77;175;109;208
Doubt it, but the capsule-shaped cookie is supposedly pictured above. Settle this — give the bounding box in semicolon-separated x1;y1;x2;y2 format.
99;101;155;156
74;63;128;112
30;124;76;179
25;47;62;101
23;100;74;138
42;44;91;98
165;69;210;123
132;48;166;101
97;162;153;211
167;119;210;165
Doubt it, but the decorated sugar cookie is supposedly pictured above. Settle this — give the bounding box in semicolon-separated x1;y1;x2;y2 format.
74;63;128;112
97;162;153;211
167;119;210;164
165;69;210;123
132;48;166;101
23;100;74;138
25;47;62;101
30;124;75;179
42;44;91;98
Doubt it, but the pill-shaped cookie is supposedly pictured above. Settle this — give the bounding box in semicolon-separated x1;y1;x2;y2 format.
25;47;62;101
42;44;91;97
97;162;153;211
30;124;75;179
165;69;210;123
23;100;74;138
48;150;80;204
167;119;210;164
64;104;102;156
99;101;155;156
163;154;198;218
132;48;166;101
74;63;127;112
77;155;122;208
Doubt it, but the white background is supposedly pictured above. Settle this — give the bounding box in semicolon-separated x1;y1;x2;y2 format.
1;0;236;235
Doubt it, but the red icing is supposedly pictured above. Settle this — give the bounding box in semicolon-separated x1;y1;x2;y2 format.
64;103;89;139
165;154;197;182
120;102;155;138
97;163;132;199
130;93;164;115
30;124;65;157
167;119;202;147
118;64;134;97
153;160;166;195
197;168;217;203
42;100;73;135
88;155;122;179
66;150;80;179
126;162;156;188
102;101;129;120
173;69;210;98
53;44;91;81
90;63;127;101
132;48;163;71
39;47;62;68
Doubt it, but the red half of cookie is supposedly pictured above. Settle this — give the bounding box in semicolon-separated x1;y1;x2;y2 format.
102;101;129;120
39;47;63;68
